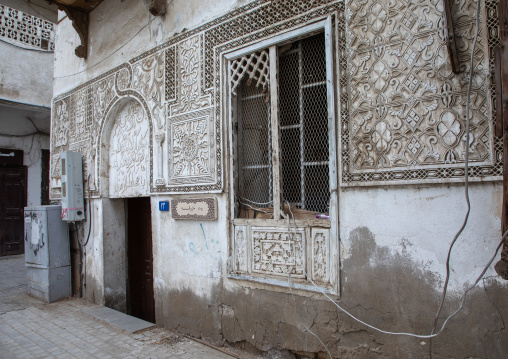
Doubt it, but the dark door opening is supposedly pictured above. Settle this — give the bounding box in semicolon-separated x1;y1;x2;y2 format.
0;167;27;256
127;197;155;323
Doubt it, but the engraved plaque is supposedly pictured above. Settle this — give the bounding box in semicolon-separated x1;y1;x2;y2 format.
171;198;217;220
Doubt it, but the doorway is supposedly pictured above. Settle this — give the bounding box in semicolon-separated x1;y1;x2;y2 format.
0;166;27;256
127;197;155;323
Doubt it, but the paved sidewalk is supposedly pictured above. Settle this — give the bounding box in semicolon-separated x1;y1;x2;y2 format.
0;255;258;359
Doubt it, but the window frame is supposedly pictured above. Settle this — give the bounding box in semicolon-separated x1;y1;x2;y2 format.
225;18;339;295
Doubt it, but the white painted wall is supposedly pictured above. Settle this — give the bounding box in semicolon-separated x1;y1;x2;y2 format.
51;0;507;356
339;182;504;293
53;0;251;96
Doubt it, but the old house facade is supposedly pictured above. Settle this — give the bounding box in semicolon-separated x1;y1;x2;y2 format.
0;0;57;256
51;0;507;357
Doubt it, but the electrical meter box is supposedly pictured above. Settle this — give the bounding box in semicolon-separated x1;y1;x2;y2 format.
60;151;85;221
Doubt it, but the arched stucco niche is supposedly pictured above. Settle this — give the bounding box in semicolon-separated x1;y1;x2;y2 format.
99;96;151;198
95;96;152;313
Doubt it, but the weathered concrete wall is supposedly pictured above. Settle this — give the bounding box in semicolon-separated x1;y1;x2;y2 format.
51;0;508;358
0;0;56;106
102;198;127;312
53;0;248;97
83;198;105;305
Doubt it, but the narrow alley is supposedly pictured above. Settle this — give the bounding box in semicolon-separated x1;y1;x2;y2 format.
0;255;258;359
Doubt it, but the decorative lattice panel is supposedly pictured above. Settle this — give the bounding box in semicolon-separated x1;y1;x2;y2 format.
340;0;501;185
0;5;55;51
51;0;501;200
230;50;270;95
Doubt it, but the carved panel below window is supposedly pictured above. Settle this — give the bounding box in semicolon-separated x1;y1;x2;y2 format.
231;224;336;293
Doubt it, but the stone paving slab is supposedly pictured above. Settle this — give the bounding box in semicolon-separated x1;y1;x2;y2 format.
82;306;155;333
0;254;262;359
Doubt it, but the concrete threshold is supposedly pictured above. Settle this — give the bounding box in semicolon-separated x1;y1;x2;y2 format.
82;306;155;333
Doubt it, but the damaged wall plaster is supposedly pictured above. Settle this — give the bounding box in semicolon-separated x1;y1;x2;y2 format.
52;0;508;358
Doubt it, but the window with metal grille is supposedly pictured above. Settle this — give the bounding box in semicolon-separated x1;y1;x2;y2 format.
233;32;332;220
227;19;339;294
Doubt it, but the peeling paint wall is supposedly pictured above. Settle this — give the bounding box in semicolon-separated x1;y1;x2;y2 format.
52;0;508;358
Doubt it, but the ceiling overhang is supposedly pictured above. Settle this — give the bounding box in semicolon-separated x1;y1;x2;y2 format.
46;0;104;59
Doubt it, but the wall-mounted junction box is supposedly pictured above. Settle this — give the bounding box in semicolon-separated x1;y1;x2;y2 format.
60;151;85;221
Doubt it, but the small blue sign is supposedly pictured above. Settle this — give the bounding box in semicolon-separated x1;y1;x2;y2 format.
159;201;169;211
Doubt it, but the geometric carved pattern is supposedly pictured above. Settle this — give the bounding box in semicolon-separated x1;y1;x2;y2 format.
51;0;502;201
230;50;269;95
0;4;55;51
311;228;329;283
231;223;336;293
51;0;344;198
234;226;248;272
341;0;502;185
252;227;305;278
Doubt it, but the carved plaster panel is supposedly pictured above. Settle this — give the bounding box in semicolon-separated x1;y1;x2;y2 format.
234;225;248;272
131;52;165;129
168;107;215;185
170;35;211;116
71;88;92;143
311;228;329;283
50;0;501;201
340;0;502;185
109;100;150;197
0;4;55;51
252;227;306;278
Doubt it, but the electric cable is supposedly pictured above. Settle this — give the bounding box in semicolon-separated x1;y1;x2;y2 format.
429;1;482;356
285;202;332;359
292;232;507;339
24;0;55;22
284;203;507;339
81;174;92;247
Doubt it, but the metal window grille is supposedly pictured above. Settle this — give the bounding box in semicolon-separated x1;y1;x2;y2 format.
236;33;330;216
237;73;273;208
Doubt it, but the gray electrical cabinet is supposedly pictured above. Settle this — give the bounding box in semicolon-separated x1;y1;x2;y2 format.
24;205;71;302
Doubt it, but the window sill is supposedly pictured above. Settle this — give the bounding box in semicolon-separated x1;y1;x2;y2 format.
227;272;338;297
232;217;331;228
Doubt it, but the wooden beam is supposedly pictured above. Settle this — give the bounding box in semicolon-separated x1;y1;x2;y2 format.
443;0;460;74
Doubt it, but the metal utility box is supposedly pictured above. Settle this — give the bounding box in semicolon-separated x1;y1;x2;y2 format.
24;205;71;302
26;266;71;303
60;151;85;222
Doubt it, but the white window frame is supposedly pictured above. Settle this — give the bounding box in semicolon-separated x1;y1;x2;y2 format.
225;18;339;295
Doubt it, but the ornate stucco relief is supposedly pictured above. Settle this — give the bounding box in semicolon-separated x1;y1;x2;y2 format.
131;52;165;130
252;227;306;277
311;228;329;283
109;100;149;197
340;0;502;185
230;225;336;292
50;0;502;200
170;35;211;116
168;107;214;185
234;226;248;272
